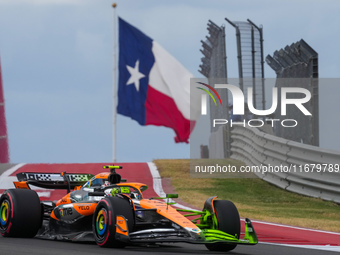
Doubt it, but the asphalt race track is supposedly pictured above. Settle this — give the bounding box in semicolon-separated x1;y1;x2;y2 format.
0;237;338;255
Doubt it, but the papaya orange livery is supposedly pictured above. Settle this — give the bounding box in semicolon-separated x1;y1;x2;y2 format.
73;203;97;216
13;181;30;189
116;216;129;236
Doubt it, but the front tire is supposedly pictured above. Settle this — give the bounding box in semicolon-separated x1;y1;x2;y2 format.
92;196;134;248
205;200;240;252
0;189;42;237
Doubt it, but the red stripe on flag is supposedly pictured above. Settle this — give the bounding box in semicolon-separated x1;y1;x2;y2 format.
145;85;194;143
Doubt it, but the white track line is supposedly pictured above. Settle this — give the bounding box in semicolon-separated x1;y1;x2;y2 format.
0;163;26;190
251;219;340;236
261;242;340;252
147;162;195;211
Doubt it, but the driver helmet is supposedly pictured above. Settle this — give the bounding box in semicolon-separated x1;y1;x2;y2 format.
130;191;141;200
102;181;110;188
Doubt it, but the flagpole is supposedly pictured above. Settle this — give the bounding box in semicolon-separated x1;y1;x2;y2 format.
112;2;117;162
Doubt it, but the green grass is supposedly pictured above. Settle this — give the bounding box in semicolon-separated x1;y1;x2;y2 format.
154;159;340;232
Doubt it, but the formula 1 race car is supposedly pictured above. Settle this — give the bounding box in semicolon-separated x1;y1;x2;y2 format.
0;165;257;252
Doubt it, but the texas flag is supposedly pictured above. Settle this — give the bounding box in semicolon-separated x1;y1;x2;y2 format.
118;18;197;143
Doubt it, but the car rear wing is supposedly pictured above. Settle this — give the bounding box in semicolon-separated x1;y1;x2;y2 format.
15;172;94;192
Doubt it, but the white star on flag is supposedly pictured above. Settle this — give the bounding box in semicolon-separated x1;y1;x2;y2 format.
126;60;145;91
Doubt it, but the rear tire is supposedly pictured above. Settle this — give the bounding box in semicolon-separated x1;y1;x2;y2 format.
92;196;134;248
0;189;42;237
205;200;240;252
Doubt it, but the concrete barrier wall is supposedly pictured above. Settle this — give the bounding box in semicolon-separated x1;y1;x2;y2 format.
230;125;340;204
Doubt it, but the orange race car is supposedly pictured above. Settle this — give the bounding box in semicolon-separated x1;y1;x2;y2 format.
0;165;257;252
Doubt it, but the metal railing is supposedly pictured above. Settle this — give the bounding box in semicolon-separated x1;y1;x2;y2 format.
230;125;340;204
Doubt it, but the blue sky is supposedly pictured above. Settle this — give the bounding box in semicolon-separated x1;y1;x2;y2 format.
0;0;339;163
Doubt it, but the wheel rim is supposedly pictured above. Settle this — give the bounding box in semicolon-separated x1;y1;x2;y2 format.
0;200;9;227
96;208;107;238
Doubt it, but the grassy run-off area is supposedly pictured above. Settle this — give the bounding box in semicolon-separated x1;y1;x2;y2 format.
154;159;340;232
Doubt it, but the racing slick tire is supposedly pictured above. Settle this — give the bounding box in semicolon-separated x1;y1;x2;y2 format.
205;200;240;252
0;189;42;237
92;196;134;248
